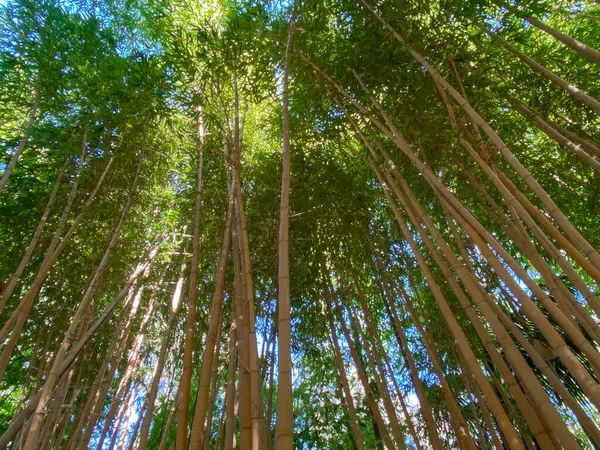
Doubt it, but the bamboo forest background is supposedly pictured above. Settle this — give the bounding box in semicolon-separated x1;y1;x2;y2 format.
1;0;600;448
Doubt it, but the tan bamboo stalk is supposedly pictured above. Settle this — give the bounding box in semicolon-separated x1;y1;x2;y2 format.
0;246;158;449
460;355;504;450
323;53;535;332
37;366;75;449
327;315;366;450
202;319;224;450
443;138;600;343
445;156;600;370
486;367;536;450
41;383;72;450
495;168;600;283
480;180;600;318
353;67;599;351
265;330;276;450
498;1;600;66
482;280;600;447
334;57;591;320
480;25;600;112
337;274;405;440
346;265;428;448
232;206;252;450
68;300;130;450
107;378;136;450
345;73;600;412
498;285;533;333
458;162;508;226
11;326;42;424
500;216;585;326
393;375;423;450
52;384;81;450
517;199;600;313
95;287;158;450
178;114;205;450
229;61;263;449
235;170;263;450
159;380;182;450
512;100;600;171
353;119;553;447
428;306;488;449
45;325;87;448
461;146;600;293
503;199;600;342
363;82;598;393
386;290;455;449
459;162;600;323
224;297;237;450
365;268;445;450
518;381;562;450
0;155;113;383
406;299;478;449
355;277;424;448
189;192;234;449
452;165;598;345
20;316;101;448
23;153;144;450
48;370;84;448
0;141;85;341
127;403;144;450
76;287;144;450
275;9;296;449
350;264;425;450
455;138;600;338
380;160;581;448
30;329;53;391
259;292;276;377
362;159;524;448
233;144;264;450
129;403;145;450
329;290;396;450
63;395;88;449
369;410;384;450
436;186;600;411
0;167;62;311
397;277;476;450
96;342;143;450
448;59;482;141
0;88;39;193
354;2;600;270
75;264;150;450
462;377;492;448
262;302;277;378
544;118;600;158
345;299;408;450
136;254;188;450
215;403;226;450
436;196;476;278
12;334;52;449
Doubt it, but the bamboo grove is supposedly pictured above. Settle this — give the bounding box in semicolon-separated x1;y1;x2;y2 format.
0;0;599;448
